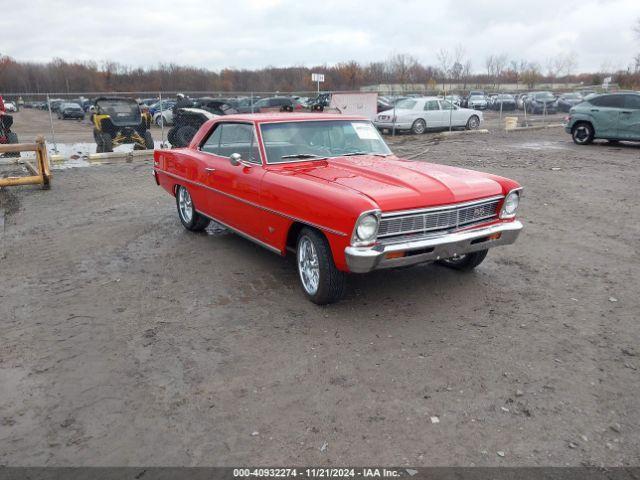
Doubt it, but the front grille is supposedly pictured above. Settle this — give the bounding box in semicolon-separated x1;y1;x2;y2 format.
378;197;502;239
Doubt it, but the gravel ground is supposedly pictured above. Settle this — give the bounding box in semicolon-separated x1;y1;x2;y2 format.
0;117;638;467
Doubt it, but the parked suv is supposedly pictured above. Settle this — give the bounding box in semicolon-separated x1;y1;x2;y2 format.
565;92;640;145
525;92;557;114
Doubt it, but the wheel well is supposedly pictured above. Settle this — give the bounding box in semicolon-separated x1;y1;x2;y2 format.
286;222;325;253
572;120;593;131
286;222;306;252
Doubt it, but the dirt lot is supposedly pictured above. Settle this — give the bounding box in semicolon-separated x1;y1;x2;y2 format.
0;115;639;466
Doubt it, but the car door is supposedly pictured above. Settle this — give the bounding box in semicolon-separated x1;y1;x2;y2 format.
198;122;266;238
588;95;623;138
618;94;640;140
439;100;464;127
423;100;443;127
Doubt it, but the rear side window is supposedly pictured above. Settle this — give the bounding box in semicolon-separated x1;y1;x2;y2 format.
201;124;222;154
624;95;640;109
424;100;440;111
219;123;261;163
589;95;624;108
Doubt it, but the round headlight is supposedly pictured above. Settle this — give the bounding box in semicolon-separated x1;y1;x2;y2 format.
356;214;379;242
501;191;520;218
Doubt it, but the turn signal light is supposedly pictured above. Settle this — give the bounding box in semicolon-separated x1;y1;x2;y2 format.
385;251;406;259
489;233;502;240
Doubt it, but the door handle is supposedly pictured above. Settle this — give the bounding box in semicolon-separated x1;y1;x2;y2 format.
590;109;599;112
621;111;632;114
205;167;216;173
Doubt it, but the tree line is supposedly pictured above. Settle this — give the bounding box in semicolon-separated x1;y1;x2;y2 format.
0;50;638;95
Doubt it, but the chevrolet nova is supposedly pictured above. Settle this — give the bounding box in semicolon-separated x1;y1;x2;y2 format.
153;113;523;304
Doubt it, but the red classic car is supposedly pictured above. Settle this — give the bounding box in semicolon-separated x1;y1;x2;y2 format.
153;113;523;304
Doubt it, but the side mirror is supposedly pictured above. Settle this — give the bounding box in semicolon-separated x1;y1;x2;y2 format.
229;153;242;166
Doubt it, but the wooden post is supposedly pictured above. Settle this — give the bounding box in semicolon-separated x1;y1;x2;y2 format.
0;136;51;189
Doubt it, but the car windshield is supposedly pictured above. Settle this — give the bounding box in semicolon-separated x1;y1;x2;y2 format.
62;103;81;109
535;92;555;100
394;99;417;109
260;120;392;164
470;95;484;101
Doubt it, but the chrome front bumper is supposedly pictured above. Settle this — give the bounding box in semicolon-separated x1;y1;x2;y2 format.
344;220;523;273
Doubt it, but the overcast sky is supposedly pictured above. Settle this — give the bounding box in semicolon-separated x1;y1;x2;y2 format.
3;0;639;73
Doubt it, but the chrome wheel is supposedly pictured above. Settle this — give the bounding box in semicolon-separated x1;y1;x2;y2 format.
412;119;426;135
178;187;193;223
298;236;320;295
467;116;480;129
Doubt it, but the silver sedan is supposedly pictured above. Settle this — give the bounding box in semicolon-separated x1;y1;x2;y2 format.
373;97;482;134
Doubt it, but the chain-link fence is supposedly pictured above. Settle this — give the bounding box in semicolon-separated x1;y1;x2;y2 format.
2;87;571;160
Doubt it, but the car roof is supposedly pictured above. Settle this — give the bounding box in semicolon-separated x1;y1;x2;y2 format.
210;113;370;123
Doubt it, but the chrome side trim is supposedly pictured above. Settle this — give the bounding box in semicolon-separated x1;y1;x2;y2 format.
195;209;282;255
381;195;505;218
157;168;348;237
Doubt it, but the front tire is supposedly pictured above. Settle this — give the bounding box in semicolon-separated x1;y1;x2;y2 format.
466;115;480;130
572;122;594;145
297;228;346;305
438;250;488;271
175;185;210;232
95;132;113;153
411;118;426;135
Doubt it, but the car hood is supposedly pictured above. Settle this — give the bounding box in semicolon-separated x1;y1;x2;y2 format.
276;155;505;212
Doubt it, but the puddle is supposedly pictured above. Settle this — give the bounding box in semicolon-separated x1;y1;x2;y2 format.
515;141;572;151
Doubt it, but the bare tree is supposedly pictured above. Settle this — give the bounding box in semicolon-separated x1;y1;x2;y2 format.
493;54;508;90
562;53;578;84
462;59;472;90
485;55;495;87
437;48;451;91
521;62;542;89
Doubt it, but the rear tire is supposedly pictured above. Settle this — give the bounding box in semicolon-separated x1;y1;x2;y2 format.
296;228;346;305
411;119;426;135
572;122;594;145
438;250;488;271
175;185;210;232
143;130;154;149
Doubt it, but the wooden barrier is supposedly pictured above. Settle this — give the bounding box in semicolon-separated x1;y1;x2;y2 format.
0;136;51;189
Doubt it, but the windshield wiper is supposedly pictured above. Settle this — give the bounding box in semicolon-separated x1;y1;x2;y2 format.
342;152;391;157
281;153;326;160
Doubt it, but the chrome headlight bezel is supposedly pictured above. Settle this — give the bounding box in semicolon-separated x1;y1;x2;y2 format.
351;210;381;247
500;188;522;219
